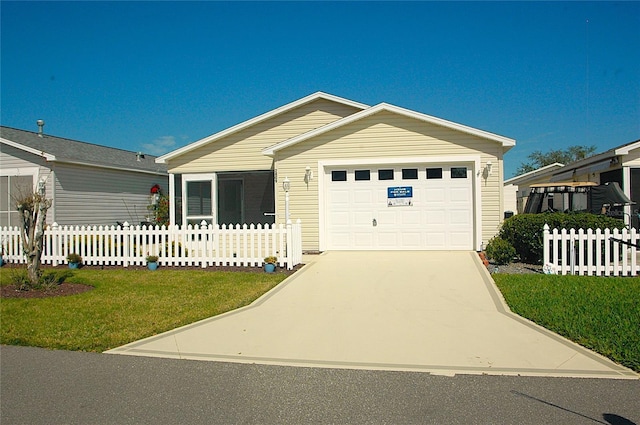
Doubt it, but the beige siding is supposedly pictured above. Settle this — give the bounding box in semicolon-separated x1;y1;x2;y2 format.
167;99;361;173
274;111;506;251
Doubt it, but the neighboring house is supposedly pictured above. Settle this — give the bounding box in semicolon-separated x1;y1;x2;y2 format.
0;126;168;227
505;139;640;228
503;163;565;214
157;92;515;252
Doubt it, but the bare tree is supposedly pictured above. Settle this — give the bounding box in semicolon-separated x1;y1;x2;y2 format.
15;180;51;288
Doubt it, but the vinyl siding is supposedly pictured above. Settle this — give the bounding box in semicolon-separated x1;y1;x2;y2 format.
166;99;361;173
52;163;168;226
274;111;506;251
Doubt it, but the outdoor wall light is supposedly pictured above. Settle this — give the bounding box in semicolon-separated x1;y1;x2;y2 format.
283;177;291;192
485;161;493;176
304;166;314;183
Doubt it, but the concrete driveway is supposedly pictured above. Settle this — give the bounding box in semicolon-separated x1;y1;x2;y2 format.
107;251;637;378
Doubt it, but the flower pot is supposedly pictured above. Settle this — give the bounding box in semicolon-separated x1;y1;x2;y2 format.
68;262;79;269
264;263;276;273
0;256;4;267
148;262;158;271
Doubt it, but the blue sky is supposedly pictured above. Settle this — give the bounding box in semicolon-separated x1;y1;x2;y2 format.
2;1;639;178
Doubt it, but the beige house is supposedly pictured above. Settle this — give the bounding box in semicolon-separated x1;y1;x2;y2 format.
505;139;640;227
157;92;515;252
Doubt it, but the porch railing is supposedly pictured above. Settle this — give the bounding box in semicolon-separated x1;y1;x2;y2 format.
0;220;303;270
543;224;639;276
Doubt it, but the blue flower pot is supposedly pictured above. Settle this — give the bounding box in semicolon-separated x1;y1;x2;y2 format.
148;262;158;271
264;263;276;273
68;262;79;269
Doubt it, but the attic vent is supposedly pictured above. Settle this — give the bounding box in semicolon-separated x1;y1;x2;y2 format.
136;152;145;161
37;119;45;137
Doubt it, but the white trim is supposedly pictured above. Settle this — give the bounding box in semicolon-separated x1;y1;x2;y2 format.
1;137;56;161
504;162;565;185
156;92;369;164
615;140;640;155
169;173;176;226
317;155;482;251
182;173;217;226
263;103;515;156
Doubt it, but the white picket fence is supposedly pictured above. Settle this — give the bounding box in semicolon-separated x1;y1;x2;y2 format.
0;220;303;270
543;224;639;276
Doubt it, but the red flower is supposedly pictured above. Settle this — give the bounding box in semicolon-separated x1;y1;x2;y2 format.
150;184;161;194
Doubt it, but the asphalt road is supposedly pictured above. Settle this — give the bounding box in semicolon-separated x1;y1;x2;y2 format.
1;345;638;424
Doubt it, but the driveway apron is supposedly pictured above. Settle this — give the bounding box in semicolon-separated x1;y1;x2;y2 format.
107;251;637;378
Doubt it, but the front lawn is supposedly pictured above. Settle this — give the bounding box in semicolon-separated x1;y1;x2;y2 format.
0;268;287;352
492;274;640;372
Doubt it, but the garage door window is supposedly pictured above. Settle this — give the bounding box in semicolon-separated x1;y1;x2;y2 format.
426;168;443;179
355;170;370;181
378;169;394;180
402;168;418;180
331;170;347;182
451;167;468;179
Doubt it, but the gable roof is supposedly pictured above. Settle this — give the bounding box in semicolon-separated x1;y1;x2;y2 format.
549;138;640;182
262;102;516;156
156;92;369;164
1;126;167;175
504;162;565;186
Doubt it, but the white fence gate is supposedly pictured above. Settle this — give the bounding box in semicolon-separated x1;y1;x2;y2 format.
543;224;639;276
0;220;303;270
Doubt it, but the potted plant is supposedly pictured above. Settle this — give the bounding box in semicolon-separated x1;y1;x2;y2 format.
66;253;82;269
264;256;277;273
146;255;159;271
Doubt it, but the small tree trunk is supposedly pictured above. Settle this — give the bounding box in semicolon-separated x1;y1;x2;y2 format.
17;185;51;289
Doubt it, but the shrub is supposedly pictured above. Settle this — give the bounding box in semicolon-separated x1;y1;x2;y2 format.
485;237;516;265
498;213;625;264
66;253;82;264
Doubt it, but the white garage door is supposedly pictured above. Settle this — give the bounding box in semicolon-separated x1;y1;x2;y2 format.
325;164;474;250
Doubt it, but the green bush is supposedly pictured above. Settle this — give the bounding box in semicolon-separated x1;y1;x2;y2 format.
498;213;625;264
485;237;516;265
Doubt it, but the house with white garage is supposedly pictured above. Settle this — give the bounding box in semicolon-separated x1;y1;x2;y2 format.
156;92;515;252
507;139;640;227
1;125;168;227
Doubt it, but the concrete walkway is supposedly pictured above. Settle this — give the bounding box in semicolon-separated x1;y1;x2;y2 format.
107;251;638;379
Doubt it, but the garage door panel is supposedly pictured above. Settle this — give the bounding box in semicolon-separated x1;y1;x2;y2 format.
377;232;398;248
354;232;374;248
330;211;350;226
450;210;471;225
353;211;373;225
425;210;446;225
425;188;445;202
354;190;374;204
326;164;474;250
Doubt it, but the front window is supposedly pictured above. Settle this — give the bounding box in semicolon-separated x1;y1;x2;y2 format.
0;174;35;227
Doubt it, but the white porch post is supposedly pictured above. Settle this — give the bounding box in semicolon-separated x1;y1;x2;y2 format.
168;173;176;227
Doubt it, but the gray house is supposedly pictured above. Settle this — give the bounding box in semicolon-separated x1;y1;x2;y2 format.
0;126;168;228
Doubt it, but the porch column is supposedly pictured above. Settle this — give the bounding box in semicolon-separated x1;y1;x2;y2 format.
168;173;176;227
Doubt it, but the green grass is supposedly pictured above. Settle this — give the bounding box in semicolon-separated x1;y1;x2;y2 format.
492;273;640;372
1;268;287;352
